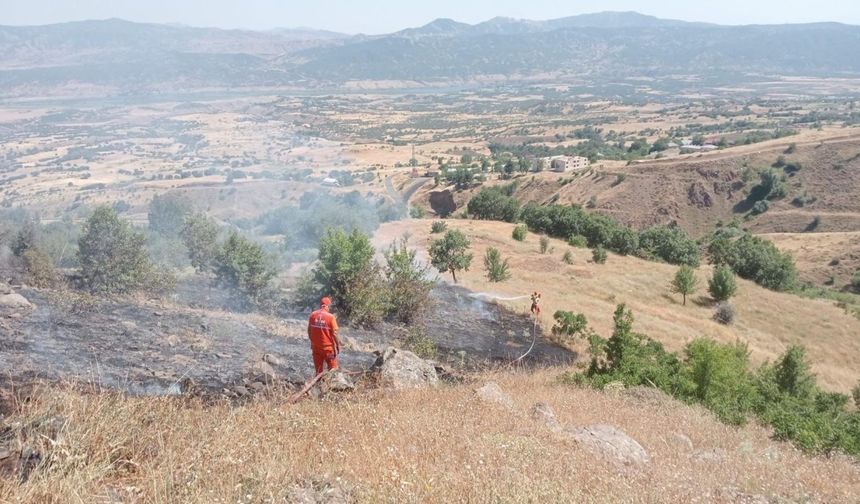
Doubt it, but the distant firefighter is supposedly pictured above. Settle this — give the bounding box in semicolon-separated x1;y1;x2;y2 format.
530;291;542;316
307;296;341;375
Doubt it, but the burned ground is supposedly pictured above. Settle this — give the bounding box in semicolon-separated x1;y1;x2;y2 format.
0;283;573;397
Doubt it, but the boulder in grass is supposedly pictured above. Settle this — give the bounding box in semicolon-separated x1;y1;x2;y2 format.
371;347;438;390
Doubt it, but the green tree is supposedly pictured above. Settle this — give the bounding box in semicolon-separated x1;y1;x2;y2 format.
181;212;219;273
213;231;277;307
315;228;376;313
708;265;738;302
78;206;152;295
467;187;520;222
11;221;37;257
671;265;699;306
148;193;192;236
429;229;473;283
483;247;511;282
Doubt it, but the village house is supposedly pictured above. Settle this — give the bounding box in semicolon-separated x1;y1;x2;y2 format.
544;155;590;172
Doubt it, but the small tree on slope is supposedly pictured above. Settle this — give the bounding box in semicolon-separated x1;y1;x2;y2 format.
671;265;699;306
429;229;473;283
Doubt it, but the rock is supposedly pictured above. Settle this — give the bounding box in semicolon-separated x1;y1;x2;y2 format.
287;479;351;504
263;353;280;366
531;402;562;432
371;347;438;390
249;381;266;393
0;283;12;295
475;382;514;409
0;293;32;310
669;432;694;453
318;371;355;394
251;360;277;380
233;385;249;397
0;447;11;460
623;386;670;406
570;425;650;466
692;448;727;463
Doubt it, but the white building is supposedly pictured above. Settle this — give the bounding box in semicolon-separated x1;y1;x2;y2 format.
545;155;590;173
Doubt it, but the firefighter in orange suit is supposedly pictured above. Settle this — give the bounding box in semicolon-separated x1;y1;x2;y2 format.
307;296;340;374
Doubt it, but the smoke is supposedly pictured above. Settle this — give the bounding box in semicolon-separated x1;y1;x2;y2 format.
469;292;529;302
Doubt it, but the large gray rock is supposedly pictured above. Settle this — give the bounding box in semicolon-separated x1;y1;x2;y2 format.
570;424;650;466
475;382;514;409
372;347;438;389
0;292;32;310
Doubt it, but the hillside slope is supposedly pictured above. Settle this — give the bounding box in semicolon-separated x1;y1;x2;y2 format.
1;371;857;501
375;219;860;392
425;131;860;237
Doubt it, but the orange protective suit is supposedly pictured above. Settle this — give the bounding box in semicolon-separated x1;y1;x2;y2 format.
308;304;340;374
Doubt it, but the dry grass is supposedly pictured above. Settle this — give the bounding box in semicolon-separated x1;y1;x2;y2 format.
375;220;860;393
764;231;860;289
1;370;858;503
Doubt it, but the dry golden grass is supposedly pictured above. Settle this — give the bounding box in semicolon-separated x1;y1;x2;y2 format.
375;220;860;393
763;232;860;287
1;370;858;503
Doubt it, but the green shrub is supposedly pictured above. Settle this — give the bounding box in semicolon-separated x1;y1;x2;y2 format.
563;305;860;457
679;339;757;425
383;238;434;324
214;231;277;308
568;234;588;248
78;206;152;295
483;247;511;282
639;226;701;267
467;187;520;222
551;311;590;341
512;224;528;241
670;265;699;306
403;327;437;360
708;265;737;302
592;246;607;264
409;206;426;218
22;247;59;288
430;221;448;234
539;235;550;254
751;200;770;215
11;221;37;257
609;227;639;256
852;271;860;293
707;231;796;291
562;250;574;265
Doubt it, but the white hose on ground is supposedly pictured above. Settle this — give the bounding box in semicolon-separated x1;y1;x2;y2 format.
512;316;538;366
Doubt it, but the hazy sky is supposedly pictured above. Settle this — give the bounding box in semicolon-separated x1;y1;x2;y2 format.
3;0;860;33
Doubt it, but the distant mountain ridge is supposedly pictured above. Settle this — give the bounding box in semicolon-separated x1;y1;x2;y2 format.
1;12;859;96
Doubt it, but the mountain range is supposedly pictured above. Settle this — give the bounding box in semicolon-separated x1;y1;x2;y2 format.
1;11;859;96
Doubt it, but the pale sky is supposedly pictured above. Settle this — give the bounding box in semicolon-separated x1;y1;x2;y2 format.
2;0;859;34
